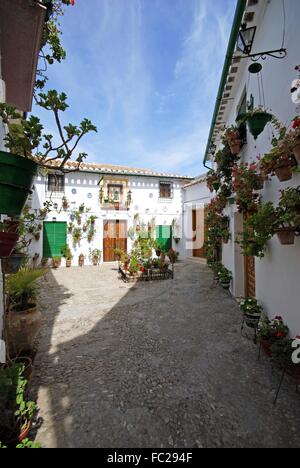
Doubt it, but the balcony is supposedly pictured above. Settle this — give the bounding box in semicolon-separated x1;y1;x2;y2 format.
102;200;129;211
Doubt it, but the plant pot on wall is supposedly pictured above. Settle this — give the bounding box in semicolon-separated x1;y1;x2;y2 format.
275;228;296;245
274;162;293;182
0;232;19;258
229;140;241;155
6;303;42;357
0;151;38;216
246;112;272;140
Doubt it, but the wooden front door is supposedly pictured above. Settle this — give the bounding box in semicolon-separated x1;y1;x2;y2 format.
245;256;256;297
192;208;205;258
103;220;127;262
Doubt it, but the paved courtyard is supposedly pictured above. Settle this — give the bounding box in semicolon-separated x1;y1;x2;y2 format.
31;261;300;448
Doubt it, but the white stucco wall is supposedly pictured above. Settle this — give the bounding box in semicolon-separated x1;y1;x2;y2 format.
182;179;211;259
29;171;189;265
216;0;300;335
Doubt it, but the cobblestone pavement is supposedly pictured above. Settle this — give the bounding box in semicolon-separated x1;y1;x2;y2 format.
30;261;300;448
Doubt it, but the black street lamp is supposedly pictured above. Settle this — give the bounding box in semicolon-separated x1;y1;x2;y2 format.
237;24;256;55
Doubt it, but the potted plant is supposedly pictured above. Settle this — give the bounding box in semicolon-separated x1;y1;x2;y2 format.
286;116;300;164
78;203;85;213
75;211;82;225
51;256;61;269
206;170;221;192
224;125;242;155
5;268;46;356
240;298;263;328
0;362;39;447
258;316;289;357
79;253;85;267
236;106;272;140
0;222;19;258
68;222;74;234
232;163;264;214
87;227;95;243
62;196;69;210
260;147;295;182
41;257;49;267
89;215;97;225
271;337;299;376
217;266;232;290
168;248;179;264
90;248;101;266
114;248;124;261
128;255;141;277
154;241;161;257
72;227;82;245
61;244;73;267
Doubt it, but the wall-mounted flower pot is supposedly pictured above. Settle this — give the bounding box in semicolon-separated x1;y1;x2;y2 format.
6;303;42;357
246;112;272;140
229;140;241;155
292;141;300;165
274;163;293;182
0;232;19;258
2;253;27;273
0;151;38;215
79;255;84;267
276;228;296;245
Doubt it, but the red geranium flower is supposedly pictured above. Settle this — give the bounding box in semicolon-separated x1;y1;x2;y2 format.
275;332;286;339
292;118;300;129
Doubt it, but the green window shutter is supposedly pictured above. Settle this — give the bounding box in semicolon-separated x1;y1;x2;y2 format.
43;222;67;258
156;225;172;251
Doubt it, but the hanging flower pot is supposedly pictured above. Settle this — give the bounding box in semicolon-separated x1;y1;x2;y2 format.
0;151;38;216
212;182;220;191
0;232;19;258
246;112;272;140
275;228;296;245
274;162;293;182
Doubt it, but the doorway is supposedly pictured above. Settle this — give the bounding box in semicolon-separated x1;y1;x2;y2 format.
192;208;205;258
103;220;127;262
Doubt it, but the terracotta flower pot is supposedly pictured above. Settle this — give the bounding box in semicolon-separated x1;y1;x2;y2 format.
92;257;99;266
230;140;241;155
0;232;19;258
274;163;293;182
6;303;42;356
79;256;84;267
276;228;296;245
66;259;72;268
52;258;61;269
292;141;300;165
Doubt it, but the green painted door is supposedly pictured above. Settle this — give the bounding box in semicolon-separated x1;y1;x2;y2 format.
43;222;67;258
156;225;172;252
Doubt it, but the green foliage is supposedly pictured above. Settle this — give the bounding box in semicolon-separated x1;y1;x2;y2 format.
72;228;82;245
217;266;232;284
16;438;41;449
6;268;46;309
239;298;263;316
258;316;289;343
61;244;72;260
0;90;97;171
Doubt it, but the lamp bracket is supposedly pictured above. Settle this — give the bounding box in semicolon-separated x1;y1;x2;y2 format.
236;48;287;62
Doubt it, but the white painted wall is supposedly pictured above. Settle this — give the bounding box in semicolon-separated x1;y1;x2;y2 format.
216;0;300;335
182;179;211;259
30;172;189;265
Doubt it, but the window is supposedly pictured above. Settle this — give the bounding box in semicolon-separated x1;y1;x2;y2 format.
47;174;65;193
159;182;173;199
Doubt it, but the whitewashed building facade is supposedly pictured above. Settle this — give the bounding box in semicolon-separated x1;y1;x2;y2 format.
203;0;300;335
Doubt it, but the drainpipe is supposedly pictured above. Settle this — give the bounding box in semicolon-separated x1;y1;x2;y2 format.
203;0;247;169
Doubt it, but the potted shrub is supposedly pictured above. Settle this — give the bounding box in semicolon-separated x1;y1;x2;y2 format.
114;248;123;261
224;126;242;155
79;253;85;267
51;257;61;268
206;170;221;192
62;196;69;210
154;241;161;257
0;362;39;447
260;147;295;182
258;316;289;357
286;116;300;164
78;203;85;213
6;268;46;356
274;192;300;245
61;244;73;267
72;227;82;245
90;248;101;266
89;215;97;225
232;163;264;214
128;255;141;277
237;106;272;140
87;227;95;243
240;298;263;328
168;248;179;264
41;257;49;267
271;337;300;383
68;222;74;234
217;266;232;290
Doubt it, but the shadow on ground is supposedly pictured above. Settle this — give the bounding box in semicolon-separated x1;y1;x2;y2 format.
30;262;300;448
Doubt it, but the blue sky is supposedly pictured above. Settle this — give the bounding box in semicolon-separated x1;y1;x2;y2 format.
33;0;236;176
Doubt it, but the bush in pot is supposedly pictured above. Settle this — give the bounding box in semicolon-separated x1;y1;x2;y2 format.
223;125;242;155
5;268;47;356
217;266;232;289
274;191;300;245
271;337;300;382
240;298;263;328
232;162;264;214
61;244;73;267
257;316;289;357
51;256;61;268
90;248;101;266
